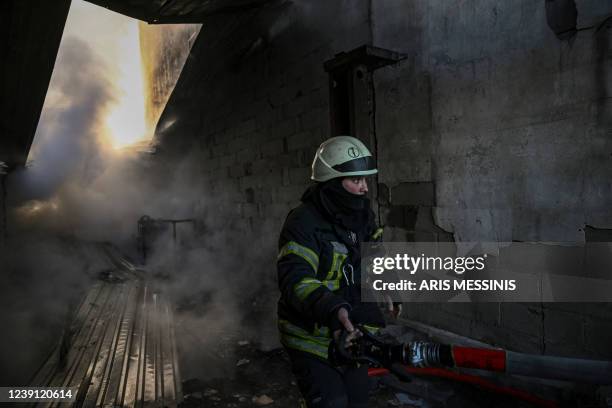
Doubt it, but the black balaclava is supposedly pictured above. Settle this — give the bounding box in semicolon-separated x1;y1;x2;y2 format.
302;178;371;234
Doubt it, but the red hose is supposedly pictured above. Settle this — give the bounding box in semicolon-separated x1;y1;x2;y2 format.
452;346;506;372
367;367;559;408
368;367;389;377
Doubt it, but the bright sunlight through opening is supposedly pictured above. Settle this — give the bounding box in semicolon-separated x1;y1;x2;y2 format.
104;20;148;150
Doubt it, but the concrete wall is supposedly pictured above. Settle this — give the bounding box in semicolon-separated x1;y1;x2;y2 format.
154;1;372;234
371;0;612;359
151;0;612;360
148;2;373;346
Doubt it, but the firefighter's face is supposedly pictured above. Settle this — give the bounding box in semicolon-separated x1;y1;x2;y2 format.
342;177;368;195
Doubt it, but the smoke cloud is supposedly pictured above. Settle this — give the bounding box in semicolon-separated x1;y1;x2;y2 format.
0;28;128;384
0;1;277;386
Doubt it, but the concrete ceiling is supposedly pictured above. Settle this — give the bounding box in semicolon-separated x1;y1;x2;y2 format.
0;0;272;170
85;0;271;24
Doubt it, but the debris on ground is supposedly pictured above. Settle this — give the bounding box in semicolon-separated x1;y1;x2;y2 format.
177;326;569;408
395;392;427;407
252;394;274;405
236;358;250;367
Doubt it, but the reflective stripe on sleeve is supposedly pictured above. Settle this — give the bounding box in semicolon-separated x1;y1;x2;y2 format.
313;323;331;338
278;241;319;272
293;277;324;301
371;227;384;240
362;324;381;334
322;279;340;291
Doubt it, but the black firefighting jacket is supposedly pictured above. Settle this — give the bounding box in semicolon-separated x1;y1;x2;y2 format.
276;191;384;360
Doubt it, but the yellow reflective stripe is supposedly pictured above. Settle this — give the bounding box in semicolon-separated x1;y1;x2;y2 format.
279;320;332;343
293;277;323;301
280;335;329;359
324;254;336;281
278;241;319;272
362;324;381;334
314;323;331;338
322;279;340;291
324;252;347;281
279;320;331;359
323;251;346;292
371;227;384;240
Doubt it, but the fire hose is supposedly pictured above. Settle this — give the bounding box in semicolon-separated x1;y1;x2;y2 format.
333;324;612;407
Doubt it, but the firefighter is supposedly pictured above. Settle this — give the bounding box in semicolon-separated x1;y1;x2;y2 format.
277;136;400;408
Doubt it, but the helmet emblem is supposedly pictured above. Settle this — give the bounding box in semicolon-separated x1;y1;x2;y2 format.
347;146;361;158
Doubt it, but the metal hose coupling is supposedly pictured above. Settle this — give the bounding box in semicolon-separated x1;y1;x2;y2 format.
409;341;440;367
409;341;453;368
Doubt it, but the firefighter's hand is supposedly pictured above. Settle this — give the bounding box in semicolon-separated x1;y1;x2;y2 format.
333;307;362;349
392;303;402;319
384;294;402;319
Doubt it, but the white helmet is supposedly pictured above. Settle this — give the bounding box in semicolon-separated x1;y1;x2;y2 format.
311;136;378;182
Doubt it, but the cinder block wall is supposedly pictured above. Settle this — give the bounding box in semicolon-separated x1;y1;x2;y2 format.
149;3;374;344
152;1;612;359
372;0;612;359
155;2;372;239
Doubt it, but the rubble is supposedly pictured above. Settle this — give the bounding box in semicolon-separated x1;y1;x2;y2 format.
252;394;274;405
395;392;427;407
236;358;250;367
